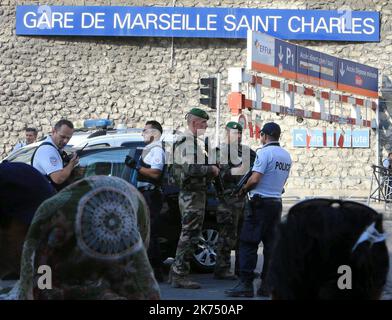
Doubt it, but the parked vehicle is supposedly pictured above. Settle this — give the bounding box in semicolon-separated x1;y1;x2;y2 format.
4;124;256;272
3;131;220;272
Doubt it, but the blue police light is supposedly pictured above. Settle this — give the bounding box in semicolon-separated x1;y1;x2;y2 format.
83;119;114;129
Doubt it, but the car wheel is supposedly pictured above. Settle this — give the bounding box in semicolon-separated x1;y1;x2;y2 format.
191;228;219;273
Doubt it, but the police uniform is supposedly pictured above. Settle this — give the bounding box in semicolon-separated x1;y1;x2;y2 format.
31;136;69;191
226;122;291;297
170;108;214;289
136;140;166;280
214;122;254;279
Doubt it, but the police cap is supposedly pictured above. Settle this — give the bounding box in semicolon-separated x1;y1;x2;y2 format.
186;108;209;120
261;122;281;138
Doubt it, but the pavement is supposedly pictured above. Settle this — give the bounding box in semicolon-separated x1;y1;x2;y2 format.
160;248;267;300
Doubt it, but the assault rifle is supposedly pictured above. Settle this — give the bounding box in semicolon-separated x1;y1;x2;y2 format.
232;168;253;196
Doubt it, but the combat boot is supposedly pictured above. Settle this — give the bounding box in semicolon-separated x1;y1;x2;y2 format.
224;280;254;297
169;270;201;289
214;269;238;280
256;282;271;297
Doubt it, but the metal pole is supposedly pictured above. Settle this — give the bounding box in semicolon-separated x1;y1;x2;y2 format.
376;98;380;166
215;73;221;148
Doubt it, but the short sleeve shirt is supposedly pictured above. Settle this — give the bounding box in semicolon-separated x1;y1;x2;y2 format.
250;143;292;198
32;136;63;176
142;141;165;171
137;141;166;188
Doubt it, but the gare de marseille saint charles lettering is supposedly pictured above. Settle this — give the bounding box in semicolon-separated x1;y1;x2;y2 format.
22;10;376;35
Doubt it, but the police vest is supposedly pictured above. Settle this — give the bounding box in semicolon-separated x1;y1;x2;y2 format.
136;145;165;187
31;142;70;192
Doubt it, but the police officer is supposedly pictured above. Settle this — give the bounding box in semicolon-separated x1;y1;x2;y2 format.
214;121;254;280
169;108;219;289
225;122;292;298
125;120;166;282
32;119;79;191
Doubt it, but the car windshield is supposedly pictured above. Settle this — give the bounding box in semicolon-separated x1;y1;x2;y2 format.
4;146;37;164
71;145;144;183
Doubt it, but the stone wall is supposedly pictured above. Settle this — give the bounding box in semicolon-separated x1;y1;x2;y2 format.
1;0;392;198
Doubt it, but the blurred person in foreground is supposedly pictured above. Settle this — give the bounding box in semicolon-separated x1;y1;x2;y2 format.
0;162;56;283
1;175;160;300
268;198;389;300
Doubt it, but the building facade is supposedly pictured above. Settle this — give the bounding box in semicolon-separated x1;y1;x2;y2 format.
1;0;391;198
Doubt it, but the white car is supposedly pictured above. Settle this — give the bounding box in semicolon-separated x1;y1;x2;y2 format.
69;128;177;149
2;128;177;164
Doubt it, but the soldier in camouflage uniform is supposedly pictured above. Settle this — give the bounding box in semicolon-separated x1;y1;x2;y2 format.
4;176;160;300
169;108;220;289
214;122;254;280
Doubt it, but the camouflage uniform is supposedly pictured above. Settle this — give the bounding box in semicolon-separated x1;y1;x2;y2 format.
215;143;253;276
171;130;215;281
15;176;160;300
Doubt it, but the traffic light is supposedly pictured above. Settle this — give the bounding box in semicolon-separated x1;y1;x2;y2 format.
200;77;217;109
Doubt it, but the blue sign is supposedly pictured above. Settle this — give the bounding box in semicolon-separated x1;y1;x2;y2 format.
249;31;378;98
296;47;338;89
351;129;370;147
292;128;369;148
274;39;297;80
16;6;380;42
337;58;379;98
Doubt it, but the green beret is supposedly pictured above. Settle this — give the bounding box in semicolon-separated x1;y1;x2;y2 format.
187;108;209;120
226;121;243;132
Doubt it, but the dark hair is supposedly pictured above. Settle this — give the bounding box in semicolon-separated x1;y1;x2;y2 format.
54;119;74;131
146;120;163;134
268;199;389;300
388;152;392;157
25;127;38;135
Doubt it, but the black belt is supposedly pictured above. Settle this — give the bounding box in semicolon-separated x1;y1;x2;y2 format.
250;194;281;202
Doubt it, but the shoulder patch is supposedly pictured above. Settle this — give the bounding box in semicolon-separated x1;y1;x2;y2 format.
50;156;58;166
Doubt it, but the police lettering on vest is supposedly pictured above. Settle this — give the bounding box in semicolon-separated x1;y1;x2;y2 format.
275;161;291;171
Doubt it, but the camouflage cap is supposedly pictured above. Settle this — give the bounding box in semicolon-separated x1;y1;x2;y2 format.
186;108;209;120
226;121;243;132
